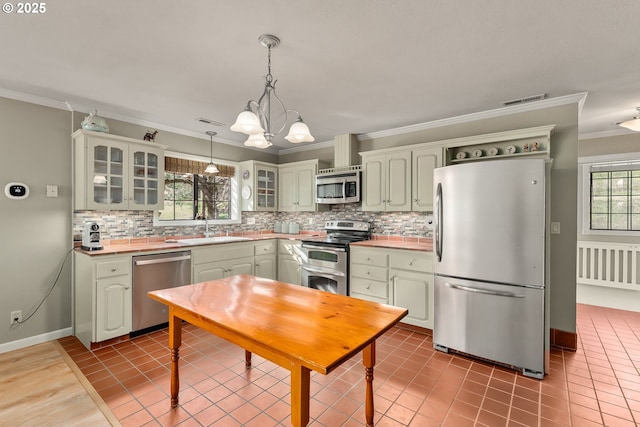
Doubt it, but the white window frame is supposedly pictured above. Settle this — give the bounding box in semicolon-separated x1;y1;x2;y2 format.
153;151;241;226
579;152;640;236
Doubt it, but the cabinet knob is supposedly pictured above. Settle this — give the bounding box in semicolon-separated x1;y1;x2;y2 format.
413;199;418;202
366;285;371;290
124;286;130;290
111;268;117;272
366;271;370;275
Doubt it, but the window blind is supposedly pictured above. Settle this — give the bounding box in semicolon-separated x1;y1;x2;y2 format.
164;156;235;177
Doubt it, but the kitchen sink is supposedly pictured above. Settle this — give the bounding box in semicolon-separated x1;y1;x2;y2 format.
174;236;251;245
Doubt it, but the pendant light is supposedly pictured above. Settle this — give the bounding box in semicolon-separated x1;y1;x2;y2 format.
231;34;314;147
619;107;640;132
204;131;219;174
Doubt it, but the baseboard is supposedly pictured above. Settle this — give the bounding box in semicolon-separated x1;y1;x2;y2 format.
0;327;73;354
550;328;577;351
577;283;640;313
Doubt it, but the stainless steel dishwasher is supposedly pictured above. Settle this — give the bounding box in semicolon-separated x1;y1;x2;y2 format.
132;251;191;336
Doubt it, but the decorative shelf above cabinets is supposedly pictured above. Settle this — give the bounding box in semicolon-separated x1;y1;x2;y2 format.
444;125;554;165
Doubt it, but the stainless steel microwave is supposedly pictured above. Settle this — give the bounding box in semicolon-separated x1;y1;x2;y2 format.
315;170;360;204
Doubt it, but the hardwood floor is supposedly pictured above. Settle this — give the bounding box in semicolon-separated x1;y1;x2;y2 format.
0;340;120;426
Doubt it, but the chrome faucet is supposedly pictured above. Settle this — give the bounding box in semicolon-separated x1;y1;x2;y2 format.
204;218;214;237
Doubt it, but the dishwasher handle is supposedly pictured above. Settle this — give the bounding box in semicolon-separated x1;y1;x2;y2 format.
134;254;191;266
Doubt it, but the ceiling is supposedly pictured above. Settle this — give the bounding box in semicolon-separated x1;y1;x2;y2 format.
2;1;640;151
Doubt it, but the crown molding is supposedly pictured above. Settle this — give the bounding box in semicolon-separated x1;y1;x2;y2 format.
578;128;639;140
358;92;588;141
277;140;334;155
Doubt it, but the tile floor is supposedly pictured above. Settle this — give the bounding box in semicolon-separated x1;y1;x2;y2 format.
58;304;640;426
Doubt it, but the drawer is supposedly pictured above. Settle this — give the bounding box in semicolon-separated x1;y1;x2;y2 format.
255;240;276;255
278;239;301;254
96;258;130;279
351;264;388;282
192;243;251;264
351;277;388;299
350;248;388;267
389;250;433;272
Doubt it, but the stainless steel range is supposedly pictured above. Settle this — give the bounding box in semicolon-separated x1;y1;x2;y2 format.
300;220;371;295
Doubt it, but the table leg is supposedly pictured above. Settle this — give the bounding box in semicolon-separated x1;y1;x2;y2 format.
290;364;311;427
363;342;376;427
245;350;252;368
168;312;182;407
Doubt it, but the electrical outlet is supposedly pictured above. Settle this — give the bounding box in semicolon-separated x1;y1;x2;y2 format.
246;217;256;225
10;310;22;324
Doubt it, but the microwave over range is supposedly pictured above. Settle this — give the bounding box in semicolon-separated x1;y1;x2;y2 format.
315;170;360;204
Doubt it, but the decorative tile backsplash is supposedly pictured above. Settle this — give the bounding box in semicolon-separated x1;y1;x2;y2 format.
73;205;432;241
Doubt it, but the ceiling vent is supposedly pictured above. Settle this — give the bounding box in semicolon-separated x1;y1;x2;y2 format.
196;117;225;126
501;93;547;107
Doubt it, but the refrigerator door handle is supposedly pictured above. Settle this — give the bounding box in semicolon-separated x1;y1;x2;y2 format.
446;282;525;298
435;182;443;262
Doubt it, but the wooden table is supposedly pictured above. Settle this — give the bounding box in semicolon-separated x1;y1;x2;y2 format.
148;274;407;427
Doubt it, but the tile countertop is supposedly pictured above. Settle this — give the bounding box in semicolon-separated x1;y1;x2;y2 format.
351;238;433;252
75;232;320;256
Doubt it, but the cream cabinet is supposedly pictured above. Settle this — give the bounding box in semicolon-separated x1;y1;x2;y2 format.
192;243;254;282
350;247;390;304
75;253;132;349
412;146;442;211
240;161;278;211
277;239;303;285
278;160;326;212
389;250;434;329
350;246;434;329
73;129;165;211
254;240;277;280
361;151;412;211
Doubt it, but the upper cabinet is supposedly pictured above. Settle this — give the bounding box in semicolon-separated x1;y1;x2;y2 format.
362;147;442;212
361;151;412;211
278;159;327;212
240;160;278;212
412;146;442;212
73;130;166;211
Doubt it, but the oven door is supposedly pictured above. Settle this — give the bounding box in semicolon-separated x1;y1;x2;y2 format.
301;244;348;295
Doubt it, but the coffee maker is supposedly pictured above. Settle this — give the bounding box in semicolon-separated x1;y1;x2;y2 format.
81;222;103;251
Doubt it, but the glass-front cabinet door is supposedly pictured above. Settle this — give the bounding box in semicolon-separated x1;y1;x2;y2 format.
87;140;128;210
256;166;277;210
129;145;163;210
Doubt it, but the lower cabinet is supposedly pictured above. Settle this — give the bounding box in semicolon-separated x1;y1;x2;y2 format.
192;243;254;282
350;246;434;329
277;239;303;285
75;253;132;349
254;240;277;280
192;240;278;282
350;247;390;304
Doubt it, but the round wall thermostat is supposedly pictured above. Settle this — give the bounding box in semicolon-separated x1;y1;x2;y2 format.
5;182;30;199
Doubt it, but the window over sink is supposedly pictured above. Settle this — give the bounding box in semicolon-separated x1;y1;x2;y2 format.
154;152;241;226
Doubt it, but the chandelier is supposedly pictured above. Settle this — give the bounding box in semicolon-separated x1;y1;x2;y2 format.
230;34;314;149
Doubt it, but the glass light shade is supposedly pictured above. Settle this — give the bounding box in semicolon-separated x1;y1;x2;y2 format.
284;120;314;143
619;118;640;132
230;110;264;135
244;133;272;149
205;162;219;174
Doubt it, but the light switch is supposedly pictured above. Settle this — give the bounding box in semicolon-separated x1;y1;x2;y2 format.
46;185;58;198
551;222;560;234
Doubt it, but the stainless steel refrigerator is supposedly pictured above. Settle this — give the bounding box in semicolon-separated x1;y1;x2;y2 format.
433;158;548;379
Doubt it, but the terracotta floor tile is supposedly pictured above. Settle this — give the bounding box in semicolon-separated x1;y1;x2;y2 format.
60;304;640;426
